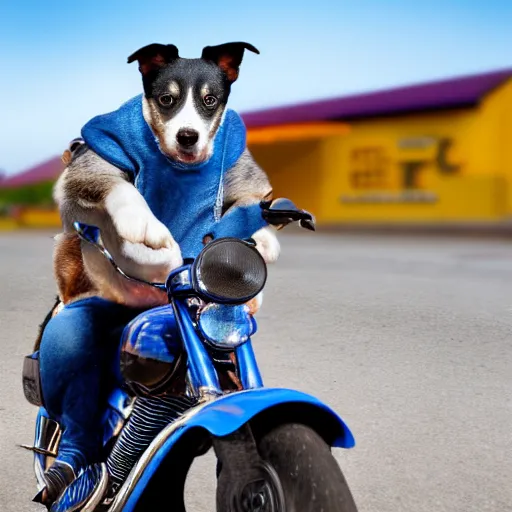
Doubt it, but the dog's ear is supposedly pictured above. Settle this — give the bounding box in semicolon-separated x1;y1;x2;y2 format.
201;42;259;82
127;44;179;75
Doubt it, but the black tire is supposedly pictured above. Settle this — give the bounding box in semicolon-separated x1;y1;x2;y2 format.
217;423;358;512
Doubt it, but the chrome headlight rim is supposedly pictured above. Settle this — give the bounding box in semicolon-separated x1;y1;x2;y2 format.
191;237;267;305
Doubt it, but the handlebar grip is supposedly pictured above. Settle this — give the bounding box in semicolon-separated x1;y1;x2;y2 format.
260;199;316;231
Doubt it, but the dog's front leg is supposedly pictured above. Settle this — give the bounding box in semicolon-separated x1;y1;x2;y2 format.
223;148;281;264
250;226;281;264
56;150;182;283
104;180;183;274
102;180;183;284
105;181;170;251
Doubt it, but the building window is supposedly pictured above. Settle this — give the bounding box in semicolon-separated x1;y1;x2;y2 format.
349;147;389;189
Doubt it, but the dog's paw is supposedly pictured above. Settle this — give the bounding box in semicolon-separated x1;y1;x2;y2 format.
245;292;264;316
251;227;280;264
121;240;183;282
106;182;175;250
114;207;175;250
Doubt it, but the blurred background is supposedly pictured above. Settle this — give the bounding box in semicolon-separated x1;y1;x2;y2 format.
1;0;512;229
1;2;512;512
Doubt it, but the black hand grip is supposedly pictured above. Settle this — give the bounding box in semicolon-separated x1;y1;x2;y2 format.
260;199;316;231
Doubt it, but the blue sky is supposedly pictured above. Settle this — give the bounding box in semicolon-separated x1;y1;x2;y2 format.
1;0;511;174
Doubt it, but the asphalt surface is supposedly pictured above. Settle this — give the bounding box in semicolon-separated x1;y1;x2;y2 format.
0;230;511;511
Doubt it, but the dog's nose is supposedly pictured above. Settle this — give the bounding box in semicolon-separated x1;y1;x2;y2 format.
176;129;199;148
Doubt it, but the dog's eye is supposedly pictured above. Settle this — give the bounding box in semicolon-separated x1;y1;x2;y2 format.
203;95;218;108
158;94;174;107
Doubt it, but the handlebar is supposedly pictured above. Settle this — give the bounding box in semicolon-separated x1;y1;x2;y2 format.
73;222;167;290
73;198;315;289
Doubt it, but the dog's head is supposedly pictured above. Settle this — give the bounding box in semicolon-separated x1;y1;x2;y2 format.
128;42;259;165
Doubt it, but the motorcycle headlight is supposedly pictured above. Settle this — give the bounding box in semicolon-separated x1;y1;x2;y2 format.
192;238;267;304
198;303;255;350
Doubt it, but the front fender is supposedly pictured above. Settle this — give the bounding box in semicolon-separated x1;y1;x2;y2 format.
115;388;354;512
182;387;355;447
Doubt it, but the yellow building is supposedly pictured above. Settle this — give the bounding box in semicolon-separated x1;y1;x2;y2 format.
244;68;512;226
3;69;512;230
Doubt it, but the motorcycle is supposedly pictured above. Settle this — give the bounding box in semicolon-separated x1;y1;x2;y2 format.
22;199;358;511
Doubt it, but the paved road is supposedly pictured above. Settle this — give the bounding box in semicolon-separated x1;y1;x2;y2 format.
0;230;511;511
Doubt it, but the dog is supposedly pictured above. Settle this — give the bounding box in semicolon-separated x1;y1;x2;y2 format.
49;42;280;319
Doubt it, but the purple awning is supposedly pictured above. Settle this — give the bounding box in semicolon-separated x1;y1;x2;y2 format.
242;68;512;128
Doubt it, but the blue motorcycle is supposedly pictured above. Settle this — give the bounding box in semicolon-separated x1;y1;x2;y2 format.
23;199;357;511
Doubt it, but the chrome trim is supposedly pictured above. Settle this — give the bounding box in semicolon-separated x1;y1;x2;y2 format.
29;414;61;490
194;266;209;296
32;415;61;457
34;454;47;491
198;387;223;402
83;463;110;512
185;369;198;398
107;399;214;512
19;444;57;456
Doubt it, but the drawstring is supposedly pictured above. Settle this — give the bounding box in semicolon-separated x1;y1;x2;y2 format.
214;124;229;222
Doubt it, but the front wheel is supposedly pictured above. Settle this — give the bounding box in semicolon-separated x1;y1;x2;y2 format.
216;423;358;512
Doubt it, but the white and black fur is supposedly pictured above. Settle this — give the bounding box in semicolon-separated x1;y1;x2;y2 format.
52;42;280;310
132;42;258;165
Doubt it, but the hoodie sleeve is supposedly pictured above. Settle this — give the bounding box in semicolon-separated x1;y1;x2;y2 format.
80;96;147;179
210;203;268;240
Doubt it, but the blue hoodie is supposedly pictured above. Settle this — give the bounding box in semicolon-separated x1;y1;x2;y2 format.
81;95;267;259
